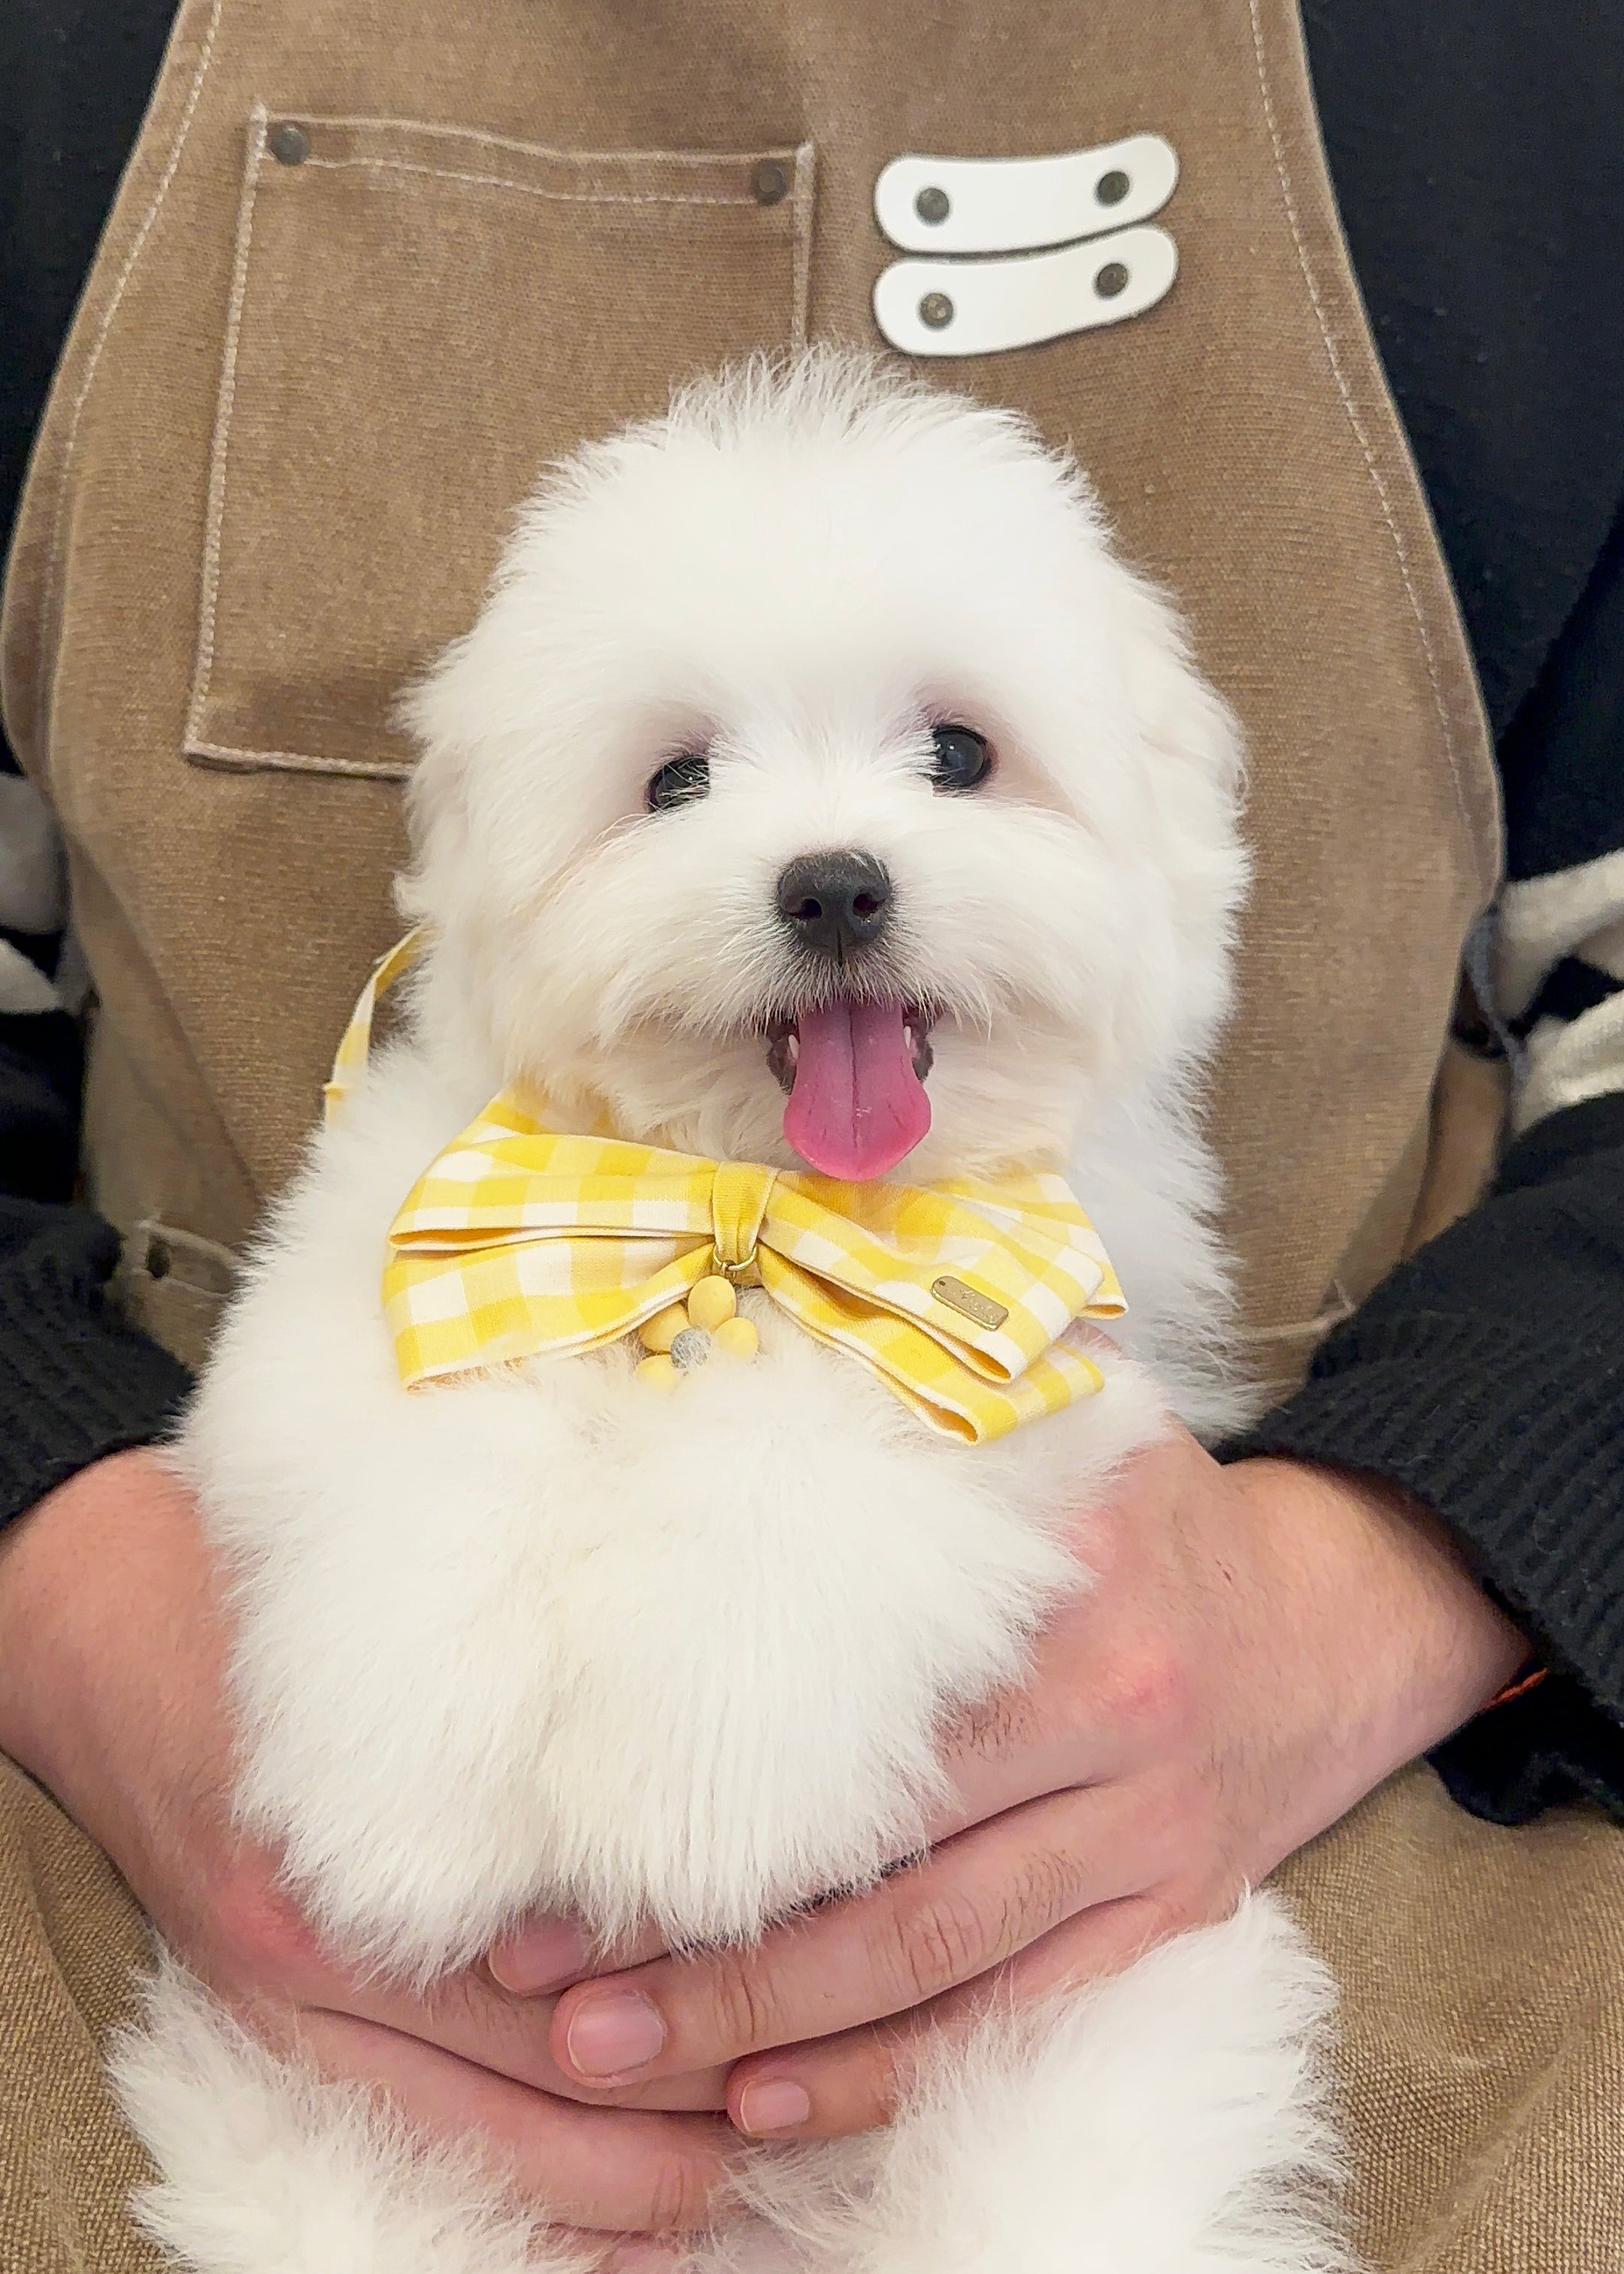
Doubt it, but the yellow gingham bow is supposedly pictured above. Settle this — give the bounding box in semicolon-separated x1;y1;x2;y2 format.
329;938;1126;1445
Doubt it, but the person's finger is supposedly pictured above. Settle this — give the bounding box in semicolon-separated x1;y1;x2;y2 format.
291;2008;738;2232
549;1783;1174;2090
198;1873;725;2112
340;1966;732;2113
727;1878;1223;2140
486;1915;671;1999
483;1916;595;1996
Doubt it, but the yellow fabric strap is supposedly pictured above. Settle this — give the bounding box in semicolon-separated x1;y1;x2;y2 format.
327;938;1126;1445
324;927;427;1126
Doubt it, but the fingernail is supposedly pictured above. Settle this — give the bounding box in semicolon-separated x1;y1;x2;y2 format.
487;1919;590;1994
735;2078;811;2135
563;1987;666;2078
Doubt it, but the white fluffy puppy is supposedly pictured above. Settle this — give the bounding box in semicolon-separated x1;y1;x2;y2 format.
113;353;1350;2274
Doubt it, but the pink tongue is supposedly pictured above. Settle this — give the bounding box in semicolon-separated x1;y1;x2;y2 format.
783;1000;932;1181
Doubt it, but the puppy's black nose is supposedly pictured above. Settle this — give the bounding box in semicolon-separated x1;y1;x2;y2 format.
775;850;892;960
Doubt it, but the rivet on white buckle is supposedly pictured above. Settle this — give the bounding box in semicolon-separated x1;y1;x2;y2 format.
874;135;1178;256
873;226;1177;358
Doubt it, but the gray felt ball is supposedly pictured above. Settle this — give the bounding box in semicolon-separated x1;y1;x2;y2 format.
669;1326;712;1372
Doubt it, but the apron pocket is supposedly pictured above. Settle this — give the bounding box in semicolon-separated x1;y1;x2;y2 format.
185;106;814;781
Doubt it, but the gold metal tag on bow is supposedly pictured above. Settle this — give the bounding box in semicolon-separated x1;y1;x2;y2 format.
930;1275;1010;1330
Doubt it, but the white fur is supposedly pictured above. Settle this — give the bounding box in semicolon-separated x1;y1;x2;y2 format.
116;353;1349;2272
111;1959;584;2274
721;1897;1347;2274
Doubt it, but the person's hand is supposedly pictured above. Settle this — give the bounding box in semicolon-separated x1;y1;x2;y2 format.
0;1450;735;2252
503;1427;1526;2142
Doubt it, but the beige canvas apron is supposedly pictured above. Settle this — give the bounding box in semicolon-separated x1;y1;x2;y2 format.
5;5;1619;2272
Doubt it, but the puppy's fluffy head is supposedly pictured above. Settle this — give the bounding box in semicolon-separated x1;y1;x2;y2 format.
403;351;1246;1180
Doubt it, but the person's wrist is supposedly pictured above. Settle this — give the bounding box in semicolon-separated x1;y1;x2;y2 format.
1220;1455;1527;1843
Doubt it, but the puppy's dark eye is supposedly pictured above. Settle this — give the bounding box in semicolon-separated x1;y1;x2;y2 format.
645;752;710;813
929;724;993;793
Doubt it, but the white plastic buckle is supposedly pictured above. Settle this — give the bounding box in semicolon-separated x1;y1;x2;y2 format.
874;135;1177;256
873;226;1177;358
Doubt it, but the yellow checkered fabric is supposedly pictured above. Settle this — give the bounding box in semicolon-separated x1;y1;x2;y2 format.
329;938;1126;1445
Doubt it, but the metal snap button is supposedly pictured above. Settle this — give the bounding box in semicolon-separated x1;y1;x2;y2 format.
1094;260;1130;299
918;290;955;329
750;159;789;206
1095;168;1131;206
914;184;950;225
268;122;311;166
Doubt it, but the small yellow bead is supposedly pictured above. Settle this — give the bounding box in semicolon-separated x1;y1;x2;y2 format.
635;1353;678;1390
687;1275;738;1333
712;1315;760;1362
638;1304;689;1354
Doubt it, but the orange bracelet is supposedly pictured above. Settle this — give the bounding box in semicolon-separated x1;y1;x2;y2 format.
1484;1662;1548;1712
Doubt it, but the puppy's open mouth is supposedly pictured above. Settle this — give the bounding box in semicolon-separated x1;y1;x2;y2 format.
764;1002;935;1182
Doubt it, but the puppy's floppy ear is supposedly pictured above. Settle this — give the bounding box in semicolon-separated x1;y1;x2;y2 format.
1104;564;1250;1043
1113;566;1247;866
395;633;478;931
1112;567;1244;808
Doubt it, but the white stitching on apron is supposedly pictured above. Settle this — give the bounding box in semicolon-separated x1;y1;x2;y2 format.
38;0;229;783
187;101;268;746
